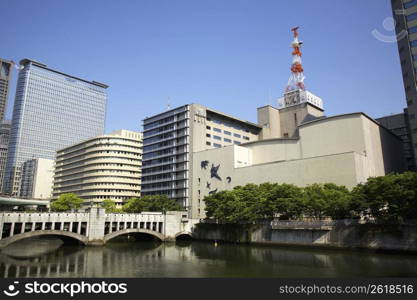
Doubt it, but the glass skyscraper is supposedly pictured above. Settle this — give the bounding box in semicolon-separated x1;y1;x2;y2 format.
3;59;108;196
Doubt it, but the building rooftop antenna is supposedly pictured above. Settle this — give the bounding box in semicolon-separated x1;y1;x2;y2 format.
167;97;171;110
285;26;305;92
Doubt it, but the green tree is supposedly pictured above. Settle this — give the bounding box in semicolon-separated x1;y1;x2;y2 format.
205;183;304;223
50;193;83;212
101;199;121;213
258;183;304;220
143;195;182;212
301;184;328;219
122;197;147;213
352;172;417;223
204;190;240;223
321;183;354;219
301;183;353;220
122;195;182;213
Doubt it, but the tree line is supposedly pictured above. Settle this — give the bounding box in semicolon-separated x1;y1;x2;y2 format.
50;172;417;224
204;172;417;224
50;194;181;213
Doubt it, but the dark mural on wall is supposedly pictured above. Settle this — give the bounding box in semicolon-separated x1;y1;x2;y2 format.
208;189;218;195
210;164;221;181
200;160;232;195
201;160;209;169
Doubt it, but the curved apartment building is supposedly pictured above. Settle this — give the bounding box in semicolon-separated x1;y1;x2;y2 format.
52;130;142;206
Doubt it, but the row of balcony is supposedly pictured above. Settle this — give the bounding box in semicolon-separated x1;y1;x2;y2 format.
54;171;140;183
56;152;141;167
55;157;140;173
55;164;140;178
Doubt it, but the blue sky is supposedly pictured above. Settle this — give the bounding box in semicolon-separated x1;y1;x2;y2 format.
2;0;406;132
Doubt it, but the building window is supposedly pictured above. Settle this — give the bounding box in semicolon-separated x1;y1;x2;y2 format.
233;133;241;138
243;136;250;140
206;126;211;130
206;133;211;137
410;26;417;34
213;135;221;140
224;130;231;135
405;0;417;8
407;12;417;22
213;127;221;133
234;141;241;145
411;40;417;47
283;133;289;138
206;141;211;145
213;143;221;148
224;138;231;143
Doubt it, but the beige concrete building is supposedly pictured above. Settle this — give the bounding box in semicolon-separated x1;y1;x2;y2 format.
20;158;54;199
191;91;405;219
52;130;142;206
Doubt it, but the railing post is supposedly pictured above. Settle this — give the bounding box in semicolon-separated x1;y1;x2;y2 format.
10;222;14;237
0;212;3;239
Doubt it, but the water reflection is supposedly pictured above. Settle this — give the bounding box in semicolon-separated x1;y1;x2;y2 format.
1;238;417;278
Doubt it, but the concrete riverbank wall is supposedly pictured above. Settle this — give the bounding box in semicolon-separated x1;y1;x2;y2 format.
192;220;417;253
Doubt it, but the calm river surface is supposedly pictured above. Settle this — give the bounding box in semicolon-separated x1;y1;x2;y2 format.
1;237;417;278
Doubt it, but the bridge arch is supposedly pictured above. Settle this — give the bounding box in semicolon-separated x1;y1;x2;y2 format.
103;228;165;243
0;230;88;248
174;231;193;240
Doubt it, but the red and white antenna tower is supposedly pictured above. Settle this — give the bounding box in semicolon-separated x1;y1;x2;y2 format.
285;26;305;92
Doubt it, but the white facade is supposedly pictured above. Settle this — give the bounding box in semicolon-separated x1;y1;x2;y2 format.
52;130;142;206
20;158;54;199
191;113;405;219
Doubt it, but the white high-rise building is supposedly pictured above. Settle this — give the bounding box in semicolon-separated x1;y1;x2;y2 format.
52;130;142;206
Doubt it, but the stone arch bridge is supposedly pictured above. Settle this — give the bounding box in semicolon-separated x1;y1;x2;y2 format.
0;208;197;248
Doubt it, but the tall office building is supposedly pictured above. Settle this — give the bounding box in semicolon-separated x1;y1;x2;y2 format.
0;120;11;188
391;0;417;168
0;59;12;122
52;130;142;206
3;59;108;196
141;104;262;210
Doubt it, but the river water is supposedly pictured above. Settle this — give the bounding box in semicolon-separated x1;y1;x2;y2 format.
1;237;417;278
